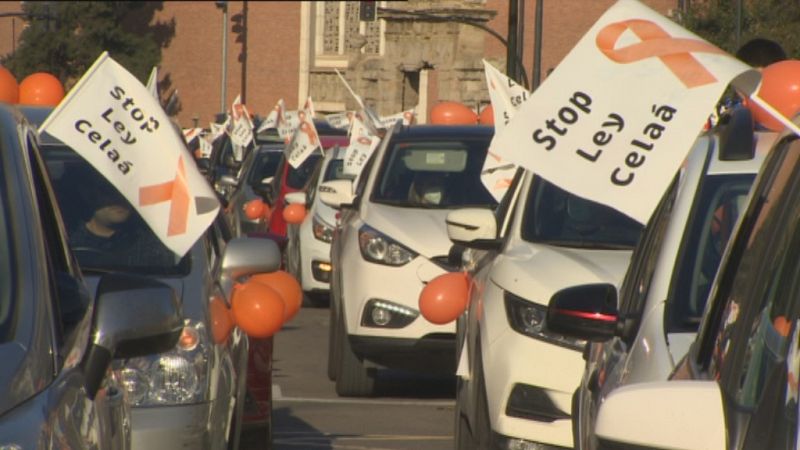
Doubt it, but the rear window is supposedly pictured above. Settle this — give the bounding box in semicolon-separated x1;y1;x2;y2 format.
371;138;497;209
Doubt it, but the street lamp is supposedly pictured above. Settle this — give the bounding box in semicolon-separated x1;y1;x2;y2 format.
215;1;228;115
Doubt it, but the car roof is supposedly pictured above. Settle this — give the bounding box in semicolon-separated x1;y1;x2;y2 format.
394;124;494;139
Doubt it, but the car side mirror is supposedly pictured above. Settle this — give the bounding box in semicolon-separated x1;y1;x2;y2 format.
319;179;355;209
219;236;282;290
446;208;501;250
284;191;307;206
595;381;726;450
84;273;183;398
546;283;618;341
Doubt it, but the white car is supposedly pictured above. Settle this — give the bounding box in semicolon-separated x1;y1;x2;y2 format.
592;116;800;450
321;124;497;397
285;145;351;303
447;169;643;448
545;107;775;449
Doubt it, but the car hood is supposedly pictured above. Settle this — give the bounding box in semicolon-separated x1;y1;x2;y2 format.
490;241;633;305
363;203;452;258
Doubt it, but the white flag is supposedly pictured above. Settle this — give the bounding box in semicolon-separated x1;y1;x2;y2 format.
278;109;301;141
326;111;355;130
343;116;381;177
490;0;759;223
146;66;158;99
303;96;316;118
198;135;213;159
230;94;254;160
182;127;203;144
481;60;530;201
378;107;416;129
256;98;284;133
209;121;227;142
40;52;220;257
285;109;321;168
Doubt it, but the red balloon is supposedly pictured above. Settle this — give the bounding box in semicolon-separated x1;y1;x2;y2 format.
747;60;800;131
283;203;306;225
419;272;469;325
479;104;494;125
0;66;18;104
251;271;303;321
244;198;269;220
430;101;478;125
19;72;64;106
209;295;234;344
231;280;286;338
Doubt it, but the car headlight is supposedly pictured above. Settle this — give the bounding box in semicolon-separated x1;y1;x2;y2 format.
358;224;417;266
312;215;334;243
504;290;585;351
115;320;210;406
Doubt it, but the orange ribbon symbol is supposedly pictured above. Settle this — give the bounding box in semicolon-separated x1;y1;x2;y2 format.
139;156;190;236
596;19;727;88
300;121;319;146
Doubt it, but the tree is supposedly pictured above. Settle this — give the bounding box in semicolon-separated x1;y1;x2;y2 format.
2;2;175;88
680;0;800;59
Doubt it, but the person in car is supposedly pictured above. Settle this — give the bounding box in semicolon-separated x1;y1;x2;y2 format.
408;171;447;206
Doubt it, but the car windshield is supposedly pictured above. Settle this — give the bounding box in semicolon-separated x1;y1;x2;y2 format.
41;144;190;275
247;148;282;186
286;153;322;190
323;159;352;182
667;174;755;331
371;138;497;209
520;178;643;249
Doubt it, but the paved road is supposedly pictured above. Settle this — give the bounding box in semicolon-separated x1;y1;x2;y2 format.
243;303;457;450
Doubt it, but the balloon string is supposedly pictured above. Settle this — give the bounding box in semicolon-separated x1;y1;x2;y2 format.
749;94;800;137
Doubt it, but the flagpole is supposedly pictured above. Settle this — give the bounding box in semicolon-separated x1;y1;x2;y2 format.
749;94;800;137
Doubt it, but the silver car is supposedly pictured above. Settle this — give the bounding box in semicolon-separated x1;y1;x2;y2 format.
0;103;182;449
26;106;282;450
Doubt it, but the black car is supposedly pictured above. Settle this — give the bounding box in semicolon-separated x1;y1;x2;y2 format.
0;104;182;449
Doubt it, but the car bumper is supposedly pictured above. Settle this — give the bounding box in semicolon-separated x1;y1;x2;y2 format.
482;327;584;448
350;334;456;373
130;403;216;450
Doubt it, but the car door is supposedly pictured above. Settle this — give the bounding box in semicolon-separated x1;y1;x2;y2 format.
24;127;130;450
675;135;800;450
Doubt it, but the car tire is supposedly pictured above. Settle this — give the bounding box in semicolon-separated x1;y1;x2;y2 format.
327;303;339;381
334;312;375;397
454;378;473;450
473;344;493;449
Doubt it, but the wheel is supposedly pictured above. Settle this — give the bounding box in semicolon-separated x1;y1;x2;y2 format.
334;312;375;397
326;304;339;381
454;378;473;450
473;345;493;449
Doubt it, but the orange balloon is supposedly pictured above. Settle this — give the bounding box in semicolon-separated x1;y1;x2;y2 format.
430;101;478;125
283;203;306;225
209;295;234;344
251;270;303;321
419;272;469;325
19;72;64;106
479;105;494;125
244;198;269;220
0;66;19;104
746;60;800;131
231;280;286;338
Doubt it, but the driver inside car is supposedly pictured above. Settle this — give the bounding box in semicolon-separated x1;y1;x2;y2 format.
408;171;447;206
69;187;138;262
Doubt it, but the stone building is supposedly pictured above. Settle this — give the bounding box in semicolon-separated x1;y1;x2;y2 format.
0;0;678;127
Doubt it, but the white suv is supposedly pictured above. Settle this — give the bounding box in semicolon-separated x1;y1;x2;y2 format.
545;107;775;449
321;124;497;396
447;170;643;448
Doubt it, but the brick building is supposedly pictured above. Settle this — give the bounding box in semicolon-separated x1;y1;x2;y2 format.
0;0;677;127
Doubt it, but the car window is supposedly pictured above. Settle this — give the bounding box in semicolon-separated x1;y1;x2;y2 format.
323;159;353;182
286;153;322;190
246;149;282;186
370;138;497;209
617;176;678;329
666;174;755;332
520;177;643;249
41;143;191;276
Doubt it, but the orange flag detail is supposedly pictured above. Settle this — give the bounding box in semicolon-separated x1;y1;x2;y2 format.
139;156;191;236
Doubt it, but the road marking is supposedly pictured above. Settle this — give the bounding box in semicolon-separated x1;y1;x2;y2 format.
273;384;454;407
273;432;452;449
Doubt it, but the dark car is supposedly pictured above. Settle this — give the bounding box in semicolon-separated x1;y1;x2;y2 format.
222;142;284;236
589;122;800;449
24;106;282;450
0;103;182;449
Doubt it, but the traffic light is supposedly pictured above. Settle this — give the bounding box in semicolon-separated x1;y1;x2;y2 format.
360;1;376;21
231;12;245;44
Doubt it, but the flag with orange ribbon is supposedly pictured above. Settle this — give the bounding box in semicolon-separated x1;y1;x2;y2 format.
490;0;759;224
40;52;220;257
285;108;321;168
